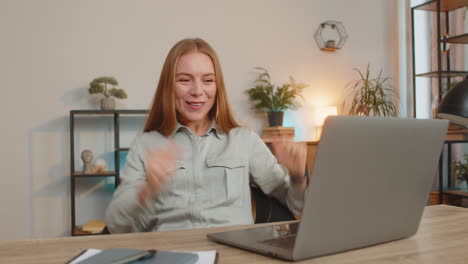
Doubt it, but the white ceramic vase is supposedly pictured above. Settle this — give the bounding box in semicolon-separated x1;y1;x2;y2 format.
101;97;116;110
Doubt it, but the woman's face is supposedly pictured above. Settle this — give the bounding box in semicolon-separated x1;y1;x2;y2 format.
174;51;217;126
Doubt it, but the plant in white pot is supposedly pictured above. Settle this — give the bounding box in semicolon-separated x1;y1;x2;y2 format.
88;76;128;110
246;67;308;127
452;153;468;191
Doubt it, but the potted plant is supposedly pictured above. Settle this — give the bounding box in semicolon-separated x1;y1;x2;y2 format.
325;40;336;49
246;67;308;126
346;64;398;117
452;153;468;191
88;76;128;110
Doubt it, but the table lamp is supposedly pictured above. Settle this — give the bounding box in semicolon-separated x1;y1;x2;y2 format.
436;76;468;126
314;106;337;141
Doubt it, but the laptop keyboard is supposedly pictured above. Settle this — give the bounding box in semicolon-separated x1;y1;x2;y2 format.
260;235;296;249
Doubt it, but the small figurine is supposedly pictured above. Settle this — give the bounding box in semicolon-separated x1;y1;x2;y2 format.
81;149;95;174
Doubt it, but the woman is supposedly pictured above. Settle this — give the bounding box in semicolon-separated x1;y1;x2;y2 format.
105;38;307;233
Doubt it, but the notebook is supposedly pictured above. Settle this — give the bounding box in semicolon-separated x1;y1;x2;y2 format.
67;248;204;264
207;116;449;261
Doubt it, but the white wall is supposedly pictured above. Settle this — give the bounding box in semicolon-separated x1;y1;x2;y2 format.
0;0;398;239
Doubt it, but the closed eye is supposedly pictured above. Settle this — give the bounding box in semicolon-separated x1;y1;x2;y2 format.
177;78;191;83
203;79;215;83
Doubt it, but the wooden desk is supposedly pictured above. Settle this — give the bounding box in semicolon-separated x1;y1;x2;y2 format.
1;205;467;264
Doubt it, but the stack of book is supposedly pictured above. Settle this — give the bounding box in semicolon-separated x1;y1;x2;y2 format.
81;219;106;234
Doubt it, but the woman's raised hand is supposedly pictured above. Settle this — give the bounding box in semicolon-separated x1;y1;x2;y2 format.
270;135;308;191
138;140;182;204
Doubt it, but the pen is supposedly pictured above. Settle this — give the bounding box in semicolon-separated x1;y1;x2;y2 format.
111;249;156;264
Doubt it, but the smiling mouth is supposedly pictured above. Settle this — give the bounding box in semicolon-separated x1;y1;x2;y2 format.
186;101;204;110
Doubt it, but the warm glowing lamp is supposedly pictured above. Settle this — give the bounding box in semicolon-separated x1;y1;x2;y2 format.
314;106;337;141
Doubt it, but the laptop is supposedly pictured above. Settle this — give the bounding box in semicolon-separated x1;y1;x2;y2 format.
207;116;449;261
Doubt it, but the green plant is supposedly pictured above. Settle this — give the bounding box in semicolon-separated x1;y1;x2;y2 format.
346;64;397;117
246;67;308;112
88;76;128;99
452;153;468;189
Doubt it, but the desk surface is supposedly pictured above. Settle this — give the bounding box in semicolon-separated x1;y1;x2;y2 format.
1;205;467;264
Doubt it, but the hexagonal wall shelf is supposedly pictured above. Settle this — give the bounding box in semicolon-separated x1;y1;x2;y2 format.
314;21;348;51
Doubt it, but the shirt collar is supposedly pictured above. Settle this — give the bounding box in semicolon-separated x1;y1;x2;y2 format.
171;120;224;140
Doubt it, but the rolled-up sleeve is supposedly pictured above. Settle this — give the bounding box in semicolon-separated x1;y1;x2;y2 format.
248;133;305;216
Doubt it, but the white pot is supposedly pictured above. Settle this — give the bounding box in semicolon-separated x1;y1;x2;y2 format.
101;97;116;110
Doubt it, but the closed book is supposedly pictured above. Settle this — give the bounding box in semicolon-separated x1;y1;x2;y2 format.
70;248;198;264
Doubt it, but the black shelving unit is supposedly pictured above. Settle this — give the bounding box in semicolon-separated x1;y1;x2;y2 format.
415;71;467;78
411;0;468;206
69;109;147;236
441;33;468;43
411;0;468;117
440;140;468;204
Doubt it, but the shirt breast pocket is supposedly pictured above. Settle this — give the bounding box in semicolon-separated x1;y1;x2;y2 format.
206;157;247;207
153;161;187;209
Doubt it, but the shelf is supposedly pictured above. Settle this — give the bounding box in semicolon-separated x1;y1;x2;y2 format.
413;0;468;12
71;109;148;115
415;71;468;78
73;230;92;236
73;228;104;236
442;190;468;198
70;109;145;236
441;33;468;44
446;129;468;141
444;138;468;143
72;171;117;177
320;47;339;52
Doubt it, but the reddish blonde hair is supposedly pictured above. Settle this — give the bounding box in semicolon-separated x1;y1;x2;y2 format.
144;38;240;136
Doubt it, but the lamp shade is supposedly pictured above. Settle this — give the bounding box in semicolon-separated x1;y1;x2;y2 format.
436;76;468;126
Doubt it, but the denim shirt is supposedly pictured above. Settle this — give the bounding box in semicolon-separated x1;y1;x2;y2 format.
105;122;305;233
